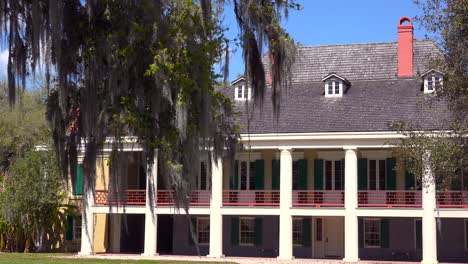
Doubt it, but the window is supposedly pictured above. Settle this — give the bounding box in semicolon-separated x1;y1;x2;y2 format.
424;73;443;94
74;216;82;240
316;218;323;241
364;219;381;248
197;218;210;244
239;217;255;245
324;160;344;190
293;218;303;246
369;160;386;190
235;85;251;100
292;161;299;190
239;161;256;190
325;80;343;97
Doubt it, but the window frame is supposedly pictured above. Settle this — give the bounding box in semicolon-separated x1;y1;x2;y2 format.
424;74;443;94
323;159;344;190
363;218;381;248
368;159;386;190
74;216;82;241
325;80;343;97
197;217;210;245
234;85;251;101
239;217;256;246
292;217;303;246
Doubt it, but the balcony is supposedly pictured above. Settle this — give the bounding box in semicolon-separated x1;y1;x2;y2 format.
94;190;210;206
358;190;422;208
436;191;468;208
222;190;280;206
292;190;344;207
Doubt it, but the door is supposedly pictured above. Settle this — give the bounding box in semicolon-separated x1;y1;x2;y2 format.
324;217;344;258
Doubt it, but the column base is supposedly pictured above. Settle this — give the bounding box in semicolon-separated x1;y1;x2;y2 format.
421;260;438;264
342;257;359;263
78;251;94;256
207;254;225;258
141;253;159;257
277;256;295;260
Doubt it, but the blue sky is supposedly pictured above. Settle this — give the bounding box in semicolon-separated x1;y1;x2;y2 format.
0;0;428;84
223;0;428;81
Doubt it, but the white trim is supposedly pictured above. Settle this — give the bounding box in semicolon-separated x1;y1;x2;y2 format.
325;80;343;97
231;76;245;86
420;69;444;77
423;73;443;94
323;159;344;190
321;73;351;86
234;85;251;101
367;159;387;190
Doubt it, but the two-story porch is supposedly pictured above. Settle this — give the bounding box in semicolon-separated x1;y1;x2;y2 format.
77;134;468;263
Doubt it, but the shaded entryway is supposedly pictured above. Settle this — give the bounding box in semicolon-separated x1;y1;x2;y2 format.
120;214;145;253
157;215;174;254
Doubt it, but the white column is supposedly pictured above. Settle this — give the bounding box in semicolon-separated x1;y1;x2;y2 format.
422;151;438;264
143;154;158;256
278;148;293;260
79;176;94;255
343;147;359;263
208;156;224;258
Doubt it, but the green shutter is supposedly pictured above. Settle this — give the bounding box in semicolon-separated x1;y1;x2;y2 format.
272;160;280;190
230;160;239;190
302;218;312;247
188;217;196;245
314;159;323;190
298;159;308;190
358;159;368;190
66;215;74;241
231;217;239;245
254;218;263;246
415;220;422;249
386;158;396;190
341;159;345;190
381;219;389;248
255;160;265;190
74;164;83;195
358;218;363;248
405;169;416;190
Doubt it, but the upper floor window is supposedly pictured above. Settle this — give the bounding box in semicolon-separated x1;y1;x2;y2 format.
321;73;350;98
422;69;443;94
235;85;251;101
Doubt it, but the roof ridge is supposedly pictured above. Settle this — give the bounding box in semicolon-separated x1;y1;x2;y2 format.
296;39;432;49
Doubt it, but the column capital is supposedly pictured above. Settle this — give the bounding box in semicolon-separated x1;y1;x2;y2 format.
279;147;293;153
343;146;358;151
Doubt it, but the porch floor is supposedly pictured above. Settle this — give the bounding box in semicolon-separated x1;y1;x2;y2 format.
71;253;456;264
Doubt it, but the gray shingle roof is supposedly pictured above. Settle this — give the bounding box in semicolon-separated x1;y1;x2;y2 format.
263;39;440;82
224;40;451;134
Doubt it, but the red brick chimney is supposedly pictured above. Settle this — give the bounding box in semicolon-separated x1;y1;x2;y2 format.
398;16;414;78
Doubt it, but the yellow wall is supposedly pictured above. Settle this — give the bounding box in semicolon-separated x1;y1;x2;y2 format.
94;157;110;253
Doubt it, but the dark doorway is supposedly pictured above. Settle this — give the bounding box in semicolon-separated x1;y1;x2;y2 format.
157;215;174;254
120;214;145;253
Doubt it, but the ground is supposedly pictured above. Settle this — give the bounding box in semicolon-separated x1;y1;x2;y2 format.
0;253;231;264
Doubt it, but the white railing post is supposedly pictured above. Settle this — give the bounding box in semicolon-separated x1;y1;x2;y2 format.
208;156;224;258
278;148;293;260
343;147;359;263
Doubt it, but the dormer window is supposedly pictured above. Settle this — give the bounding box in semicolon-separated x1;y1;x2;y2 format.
235;85;251;101
322;73;350;98
421;69;443;94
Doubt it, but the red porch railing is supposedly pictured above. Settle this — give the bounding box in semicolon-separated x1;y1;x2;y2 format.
292;190;344;207
358;191;422;208
436;191;468;208
222;190;280;206
156;190;210;206
95;190;146;205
